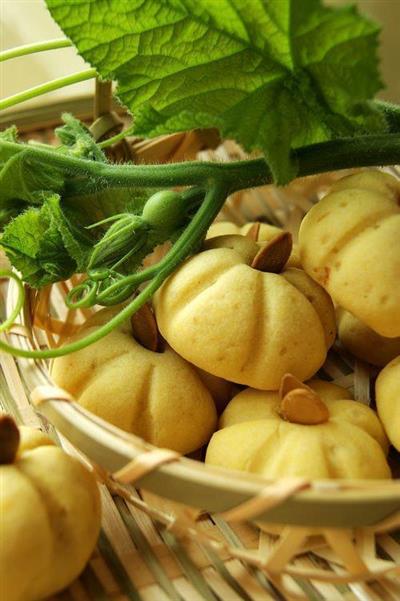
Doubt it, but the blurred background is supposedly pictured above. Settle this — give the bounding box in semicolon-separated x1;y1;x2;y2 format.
1;0;399;123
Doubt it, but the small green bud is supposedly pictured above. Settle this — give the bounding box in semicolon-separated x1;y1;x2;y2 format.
142;190;186;235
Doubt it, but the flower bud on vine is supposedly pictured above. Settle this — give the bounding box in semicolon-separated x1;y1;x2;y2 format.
88;213;148;270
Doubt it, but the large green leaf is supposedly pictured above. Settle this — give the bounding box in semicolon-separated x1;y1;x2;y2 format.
46;0;385;183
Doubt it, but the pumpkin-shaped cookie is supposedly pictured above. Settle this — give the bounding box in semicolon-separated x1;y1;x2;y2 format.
206;376;390;479
299;170;400;337
52;307;217;454
207;221;301;267
337;309;400;367
219;378;350;427
376;356;400;451
0;416;101;601
154;234;336;390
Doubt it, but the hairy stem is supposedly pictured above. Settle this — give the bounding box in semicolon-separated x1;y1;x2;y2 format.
3;133;400;194
0;39;72;63
0;69;97;111
296;133;400;175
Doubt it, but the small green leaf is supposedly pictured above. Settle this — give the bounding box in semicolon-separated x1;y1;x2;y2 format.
0;126;18;144
56;113;107;162
2;209;71;287
44;194;92;271
0;150;64;212
46;0;386;183
1;194;90;287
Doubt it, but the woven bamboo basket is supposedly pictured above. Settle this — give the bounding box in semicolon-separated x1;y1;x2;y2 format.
2;93;400;600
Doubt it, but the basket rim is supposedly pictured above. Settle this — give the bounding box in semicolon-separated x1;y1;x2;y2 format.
4;276;400;529
36;392;400;499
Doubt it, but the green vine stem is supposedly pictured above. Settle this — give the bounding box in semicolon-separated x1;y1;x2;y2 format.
0;69;97;111
0;39;72;63
0;272;25;333
98;125;135;149
3;133;400;195
0;183;228;359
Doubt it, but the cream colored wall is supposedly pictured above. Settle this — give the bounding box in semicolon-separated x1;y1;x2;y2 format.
0;0;399;117
0;0;92;114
